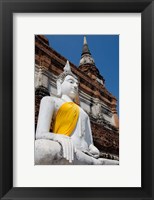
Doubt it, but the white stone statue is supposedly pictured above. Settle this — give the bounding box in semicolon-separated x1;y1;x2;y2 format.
35;61;118;165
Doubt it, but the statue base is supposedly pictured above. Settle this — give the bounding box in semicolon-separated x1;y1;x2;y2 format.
35;139;119;165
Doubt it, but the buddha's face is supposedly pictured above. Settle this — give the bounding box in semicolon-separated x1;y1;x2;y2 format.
61;75;79;100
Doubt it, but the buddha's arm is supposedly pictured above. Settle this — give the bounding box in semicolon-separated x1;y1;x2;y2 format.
86;117;100;158
36;96;69;141
36;96;74;162
36;96;55;140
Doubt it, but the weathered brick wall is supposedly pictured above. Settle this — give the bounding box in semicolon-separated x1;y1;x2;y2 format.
91;121;119;157
35;86;50;131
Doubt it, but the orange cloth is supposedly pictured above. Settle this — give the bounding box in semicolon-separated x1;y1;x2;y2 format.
53;102;80;136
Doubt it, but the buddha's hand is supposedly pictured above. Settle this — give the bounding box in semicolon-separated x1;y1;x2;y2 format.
89;144;100;158
53;134;74;163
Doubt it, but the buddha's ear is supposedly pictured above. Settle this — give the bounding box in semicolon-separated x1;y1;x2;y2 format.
56;79;62;96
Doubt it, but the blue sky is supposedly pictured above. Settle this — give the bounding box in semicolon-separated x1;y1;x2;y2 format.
45;35;119;114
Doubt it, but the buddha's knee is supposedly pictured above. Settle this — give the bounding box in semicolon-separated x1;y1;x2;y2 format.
35;139;62;165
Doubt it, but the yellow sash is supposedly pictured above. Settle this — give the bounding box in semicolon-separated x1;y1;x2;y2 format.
53;102;80;136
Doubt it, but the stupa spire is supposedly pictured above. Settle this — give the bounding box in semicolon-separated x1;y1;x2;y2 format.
83;36;87;45
79;36;95;66
79;36;105;85
81;36;91;56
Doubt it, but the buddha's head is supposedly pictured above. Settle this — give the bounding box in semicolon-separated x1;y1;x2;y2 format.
57;61;79;101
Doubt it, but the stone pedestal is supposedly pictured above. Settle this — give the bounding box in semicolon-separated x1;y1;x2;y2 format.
35;139;119;165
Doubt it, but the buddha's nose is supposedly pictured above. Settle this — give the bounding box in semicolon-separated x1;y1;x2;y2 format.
74;83;78;88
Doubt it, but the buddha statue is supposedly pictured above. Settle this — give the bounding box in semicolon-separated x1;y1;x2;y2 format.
35;61;118;165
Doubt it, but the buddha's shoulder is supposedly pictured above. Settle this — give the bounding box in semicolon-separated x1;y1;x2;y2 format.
41;96;63;104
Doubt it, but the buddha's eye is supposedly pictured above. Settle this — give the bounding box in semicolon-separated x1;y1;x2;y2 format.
67;78;78;86
68;80;74;84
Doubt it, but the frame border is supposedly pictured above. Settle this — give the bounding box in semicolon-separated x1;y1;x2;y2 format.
0;0;154;199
